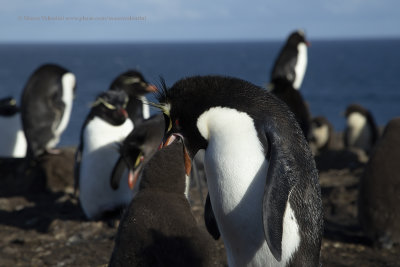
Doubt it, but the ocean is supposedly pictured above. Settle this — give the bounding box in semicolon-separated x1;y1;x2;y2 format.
1;39;399;147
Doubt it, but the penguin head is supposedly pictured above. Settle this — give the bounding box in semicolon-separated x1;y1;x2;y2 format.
109;70;157;97
121;114;165;174
111;113;165;190
154;77;218;157
90;90;129;126
310;116;333;151
344;104;372;130
0;97;19;116
344;103;370;118
153;76;263;158
287;29;310;47
111;114;190;191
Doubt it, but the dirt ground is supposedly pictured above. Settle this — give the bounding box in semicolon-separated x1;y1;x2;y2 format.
0;138;400;267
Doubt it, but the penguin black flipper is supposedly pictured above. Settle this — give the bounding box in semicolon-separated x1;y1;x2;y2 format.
110;156;127;190
204;193;220;240
262;140;291;261
259;113;308;262
74;127;84;194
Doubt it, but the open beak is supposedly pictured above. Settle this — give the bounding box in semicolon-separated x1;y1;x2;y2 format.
146;84;158;93
119;108;128;118
161;134;192;176
128;167;141;190
128;153;144;189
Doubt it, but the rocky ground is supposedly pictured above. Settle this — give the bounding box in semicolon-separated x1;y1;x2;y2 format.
0;138;400;266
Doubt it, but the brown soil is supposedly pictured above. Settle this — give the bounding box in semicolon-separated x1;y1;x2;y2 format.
1;143;399;266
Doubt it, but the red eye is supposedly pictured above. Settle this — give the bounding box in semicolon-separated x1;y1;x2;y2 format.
175;119;179;127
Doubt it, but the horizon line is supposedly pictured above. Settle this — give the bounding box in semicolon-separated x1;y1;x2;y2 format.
1;35;400;45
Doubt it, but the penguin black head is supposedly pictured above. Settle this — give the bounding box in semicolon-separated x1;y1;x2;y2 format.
110;113;166;190
155;75;265;157
0;97;19;116
90;90;129;126
344;103;370;118
109;70;157;97
287;29;310;47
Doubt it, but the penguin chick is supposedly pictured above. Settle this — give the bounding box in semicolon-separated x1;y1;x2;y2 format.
109;136;215;267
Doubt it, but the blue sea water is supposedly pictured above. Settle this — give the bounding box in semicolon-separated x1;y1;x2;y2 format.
0;39;399;147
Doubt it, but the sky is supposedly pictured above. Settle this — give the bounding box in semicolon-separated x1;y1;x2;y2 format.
0;0;399;43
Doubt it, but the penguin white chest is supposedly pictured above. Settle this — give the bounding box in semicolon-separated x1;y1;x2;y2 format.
293;43;307;90
197;107;300;266
197;107;267;213
79;117;133;219
347;112;371;150
0;114;27;157
138;95;150;119
47;72;76;149
313;124;329;149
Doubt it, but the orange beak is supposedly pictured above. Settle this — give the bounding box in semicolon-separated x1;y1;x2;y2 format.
119;108;128;118
162;134;192;176
128;156;144;190
146;84;158;92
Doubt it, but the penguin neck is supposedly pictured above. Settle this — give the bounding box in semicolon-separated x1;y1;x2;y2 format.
197;107;269;261
138;95;150;120
293;43;307;90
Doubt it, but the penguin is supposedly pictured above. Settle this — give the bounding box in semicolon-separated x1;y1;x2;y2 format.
151;75;323;266
20;64;76;158
75;90;133;220
109;70;157;125
109;135;215;267
309;116;334;153
269;78;312;140
270;29;310;90
0;97;27;157
110;113;165;195
358;117;400;248
343;104;379;154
